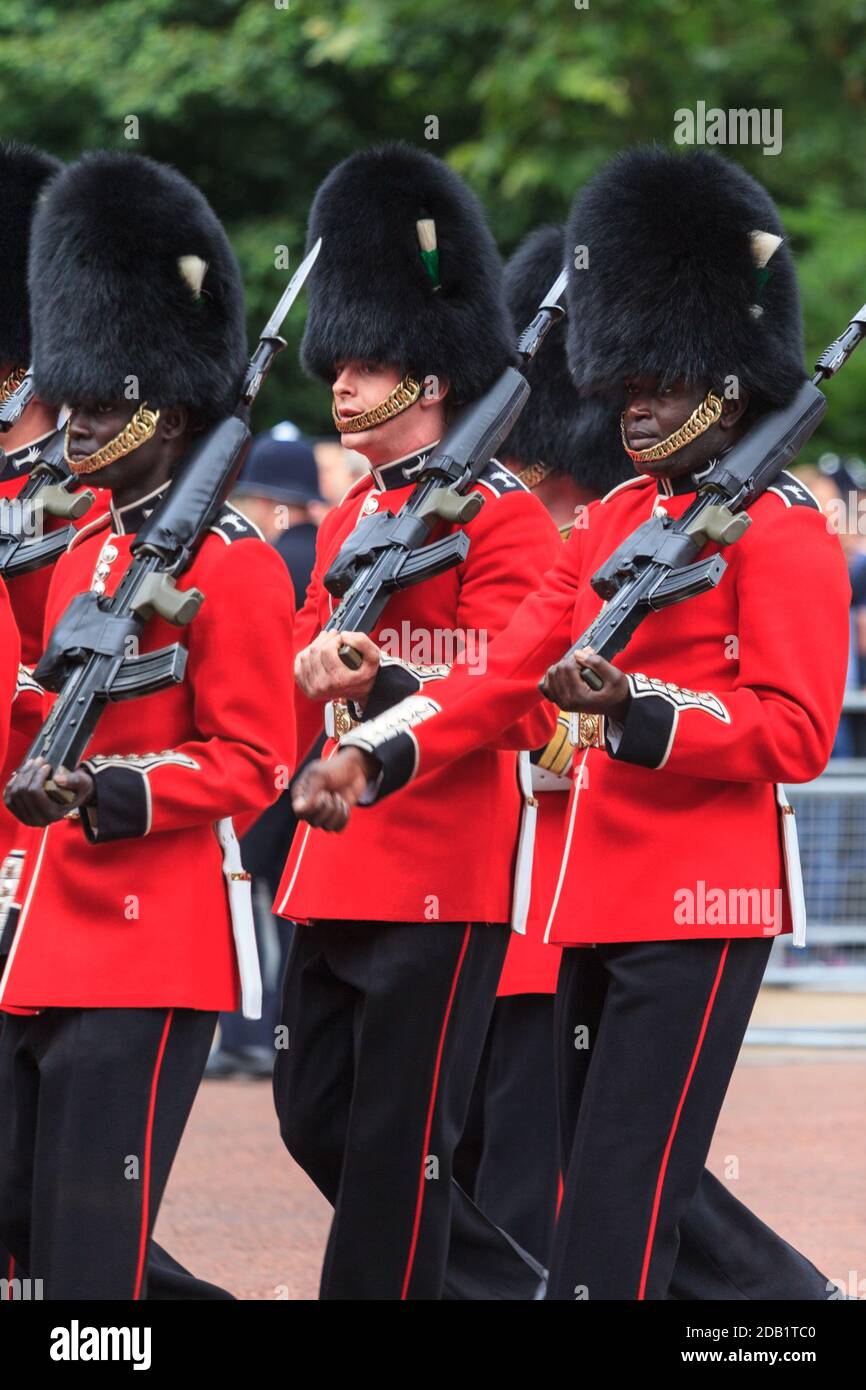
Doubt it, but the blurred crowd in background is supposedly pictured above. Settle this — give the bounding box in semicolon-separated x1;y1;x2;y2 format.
797;456;866;760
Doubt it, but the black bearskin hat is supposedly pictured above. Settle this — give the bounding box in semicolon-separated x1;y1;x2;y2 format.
0;141;62;365
300;142;514;404
501;224;631;496
29;151;246;423
565;146;805;408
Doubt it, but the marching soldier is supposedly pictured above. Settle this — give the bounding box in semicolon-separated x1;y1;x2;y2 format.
0;143;107;963
0;140;109;1292
272;142;561;1300
0;151;296;1299
293;147;851;1299
0;142;65;670
454;223;631;1268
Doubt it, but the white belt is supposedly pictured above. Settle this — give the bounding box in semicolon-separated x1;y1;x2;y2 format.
531;763;572;793
215;817;262;1018
511;752;571;936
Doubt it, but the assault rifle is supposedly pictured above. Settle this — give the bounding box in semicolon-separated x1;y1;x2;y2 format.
324;270;569;669
0;425;97;579
23;239;321;792
566;301;866;690
0;366;37;432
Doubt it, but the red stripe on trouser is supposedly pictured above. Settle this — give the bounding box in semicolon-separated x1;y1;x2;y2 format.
5;1255;13;1296
132;1008;174;1301
400;923;472;1301
637;940;730;1300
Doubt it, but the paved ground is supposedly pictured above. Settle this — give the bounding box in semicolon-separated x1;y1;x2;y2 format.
154;989;866;1300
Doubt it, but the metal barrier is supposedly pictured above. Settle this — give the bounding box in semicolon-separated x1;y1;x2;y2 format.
747;721;866;1046
766;758;866;989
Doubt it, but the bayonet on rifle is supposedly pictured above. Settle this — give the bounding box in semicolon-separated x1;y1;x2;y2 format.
24;252;320;798
325;269;570;669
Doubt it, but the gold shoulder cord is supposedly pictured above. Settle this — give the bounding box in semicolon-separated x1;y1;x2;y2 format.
0;366;27;407
65;404;161;475
332;374;421;433
621;390;723;464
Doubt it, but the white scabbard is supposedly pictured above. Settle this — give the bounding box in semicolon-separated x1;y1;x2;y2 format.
510;754;573;936
777;785;807;948
215;817;262;1019
510;752;537;936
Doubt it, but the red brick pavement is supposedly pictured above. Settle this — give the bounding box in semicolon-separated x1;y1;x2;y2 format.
154;1054;866;1300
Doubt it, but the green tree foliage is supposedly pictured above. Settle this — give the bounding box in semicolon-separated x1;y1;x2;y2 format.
1;0;864;455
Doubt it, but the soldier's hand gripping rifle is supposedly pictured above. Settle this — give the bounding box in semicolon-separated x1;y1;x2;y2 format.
564;301;866;690
324;270;569;670
22;239;322;797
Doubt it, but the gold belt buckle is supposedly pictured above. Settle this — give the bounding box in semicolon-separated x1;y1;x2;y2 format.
331;700;360;739
576;713;604;749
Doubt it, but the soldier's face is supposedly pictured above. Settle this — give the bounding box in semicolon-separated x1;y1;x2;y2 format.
331;359;447;465
66;400;186;495
622;377;744;479
331;360;402;437
331;359;424;462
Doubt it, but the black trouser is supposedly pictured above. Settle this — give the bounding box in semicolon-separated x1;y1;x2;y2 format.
274;918;543;1300
671;1170;832;1300
0;1006;216;1299
454;994;559;1268
550;937;831;1301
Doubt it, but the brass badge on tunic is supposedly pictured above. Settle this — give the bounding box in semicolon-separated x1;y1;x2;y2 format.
576;712;603;749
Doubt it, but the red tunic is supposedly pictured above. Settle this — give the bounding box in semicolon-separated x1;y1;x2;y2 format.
343;470;850;946
0;400;108;898
0;493;296;1011
276;452;561;925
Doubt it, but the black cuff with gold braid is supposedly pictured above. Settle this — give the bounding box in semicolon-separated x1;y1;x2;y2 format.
340;693;442;802
80;764;150;842
604;679;675;770
362;655;451;722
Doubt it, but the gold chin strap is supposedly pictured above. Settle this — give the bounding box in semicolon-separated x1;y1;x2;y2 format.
65;404;161;475
621;391;723;464
332;374;421;433
517;460;552;490
0;366;27;407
